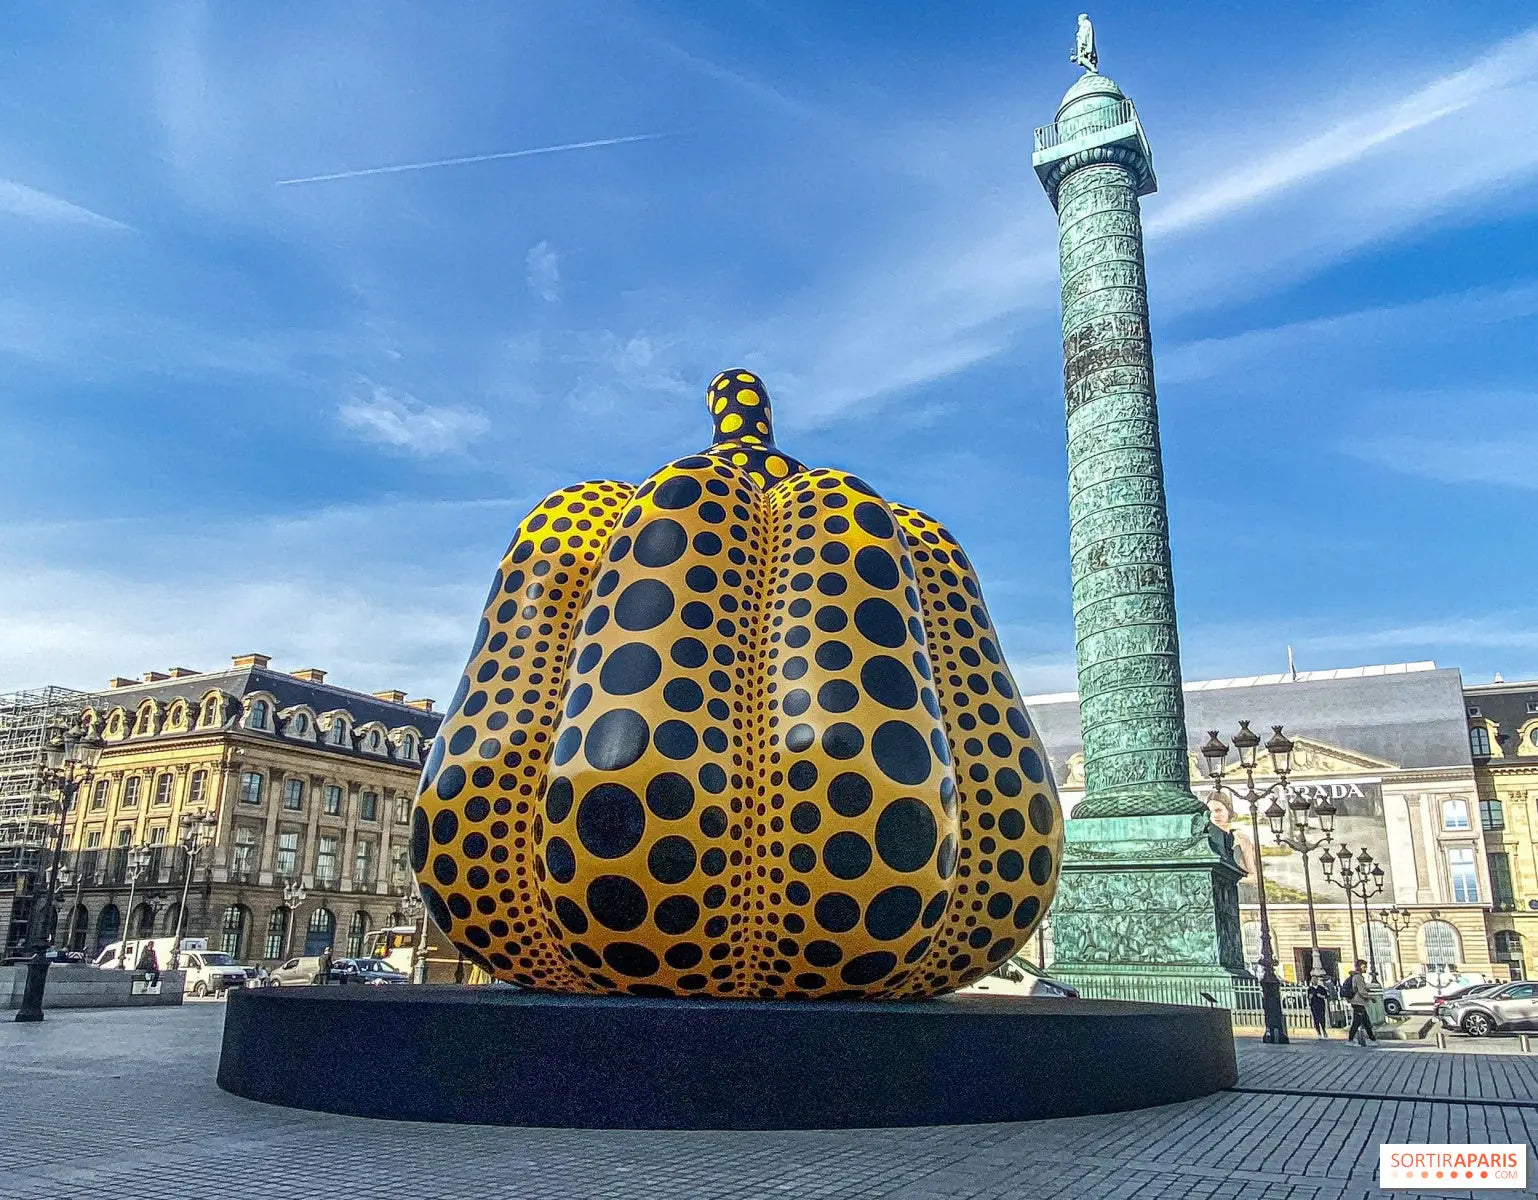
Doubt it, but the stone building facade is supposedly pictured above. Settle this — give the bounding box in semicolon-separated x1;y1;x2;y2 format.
55;654;441;967
1465;677;1538;979
1027;663;1500;984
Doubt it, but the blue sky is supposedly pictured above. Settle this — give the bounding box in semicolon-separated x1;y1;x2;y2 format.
3;2;1537;704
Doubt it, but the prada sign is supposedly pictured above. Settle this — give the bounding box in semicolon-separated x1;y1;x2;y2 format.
1289;778;1383;817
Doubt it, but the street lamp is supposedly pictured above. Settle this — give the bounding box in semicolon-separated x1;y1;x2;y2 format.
1203;720;1320;1044
280;876;307;959
116;846;153;967
1320;843;1386;981
399;886;428;984
166;810;219;969
14;716;105;1023
1379;905;1413;983
1264;728;1335;983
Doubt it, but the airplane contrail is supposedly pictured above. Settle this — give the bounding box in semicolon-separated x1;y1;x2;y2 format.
276;132;669;186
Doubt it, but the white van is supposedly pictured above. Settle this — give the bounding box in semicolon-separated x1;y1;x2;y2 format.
94;936;207;971
1382;971;1494;1016
180;949;248;996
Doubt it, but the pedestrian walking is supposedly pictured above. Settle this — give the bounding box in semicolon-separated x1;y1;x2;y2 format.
135;941;160;987
1342;958;1376;1045
1307;972;1331;1039
314;945;332;985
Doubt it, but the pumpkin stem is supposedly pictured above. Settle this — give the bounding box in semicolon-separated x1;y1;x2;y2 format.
707;370;776;447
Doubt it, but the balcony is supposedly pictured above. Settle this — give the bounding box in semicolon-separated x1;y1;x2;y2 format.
1033;98;1136;153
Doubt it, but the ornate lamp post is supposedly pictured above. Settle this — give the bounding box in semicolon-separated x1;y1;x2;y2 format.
116;846;153;967
57;865;83;953
166;810;219;969
1319;844;1386;980
1379;905;1413;983
1202;721;1320;1043
1261;728;1336;981
399;887;428;984
280;876;307;959
14;717;104;1023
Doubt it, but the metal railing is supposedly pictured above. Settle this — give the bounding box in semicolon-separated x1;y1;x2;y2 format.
1231;980;1345;1031
1034;99;1136;153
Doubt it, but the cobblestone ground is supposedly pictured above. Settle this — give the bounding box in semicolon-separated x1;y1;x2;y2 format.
4;1004;1535;1199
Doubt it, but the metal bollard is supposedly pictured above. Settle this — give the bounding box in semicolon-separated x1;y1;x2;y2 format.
1436;1030;1447;1049
1522;1034;1532;1054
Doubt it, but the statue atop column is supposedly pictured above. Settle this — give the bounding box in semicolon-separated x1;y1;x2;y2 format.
1071;13;1098;74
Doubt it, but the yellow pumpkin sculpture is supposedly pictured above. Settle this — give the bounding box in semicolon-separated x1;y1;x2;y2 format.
412;371;1063;998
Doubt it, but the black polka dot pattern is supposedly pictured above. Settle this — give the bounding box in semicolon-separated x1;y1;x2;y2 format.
413;371;1063;998
411;477;638;990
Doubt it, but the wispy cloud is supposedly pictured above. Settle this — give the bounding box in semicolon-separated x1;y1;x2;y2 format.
1160;283;1538;385
1147;28;1538;235
337;383;491;457
0;178;128;231
525;240;560;303
275;133;670;186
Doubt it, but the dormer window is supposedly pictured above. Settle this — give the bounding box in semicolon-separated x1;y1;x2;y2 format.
292;714;310;737
249;700;270;730
329;720;348;747
368;730;382;752
202;698;221;726
133;705;155;736
399;734;415;761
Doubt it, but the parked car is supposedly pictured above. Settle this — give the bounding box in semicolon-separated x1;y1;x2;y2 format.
1382;971;1492;1016
962;956;1080;999
1430;982;1501;1017
180;949;247;997
268;955;325;986
1440;981;1538;1037
332;957;408;986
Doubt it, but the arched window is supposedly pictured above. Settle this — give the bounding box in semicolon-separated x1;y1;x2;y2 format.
96;903;121;952
154;772;174;807
1361;921;1397;982
293;713;309;736
265;908;289;960
1240;921;1262;968
348;911;371;957
249;700;270;730
1470;726;1491;756
304;907;336;955
203;697;221;726
133;704;155;736
1441;798;1470;829
368;730;382;752
129;902;155;938
330;719;348;746
65;904;89;951
189;770;207;805
1423;920;1461;975
399;734;415;761
387;910;405;928
219;905;249;958
160;900;180;935
91;778;111;810
122;776;141;808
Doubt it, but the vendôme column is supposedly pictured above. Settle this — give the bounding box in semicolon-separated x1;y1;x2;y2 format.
1032;19;1247;1004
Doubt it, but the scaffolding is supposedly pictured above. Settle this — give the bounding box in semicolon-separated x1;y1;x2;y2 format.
0;685;93;883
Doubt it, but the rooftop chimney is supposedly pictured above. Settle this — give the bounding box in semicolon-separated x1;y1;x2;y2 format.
142;671;168;683
108;677;135;688
373;689;407;704
406;698;436;712
292;668;327;683
166;667;200;678
232;653;271;670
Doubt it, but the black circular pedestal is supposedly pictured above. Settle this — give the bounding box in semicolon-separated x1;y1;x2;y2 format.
218;987;1235;1129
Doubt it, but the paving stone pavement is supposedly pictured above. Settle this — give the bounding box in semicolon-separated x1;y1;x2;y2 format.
4;1004;1535;1199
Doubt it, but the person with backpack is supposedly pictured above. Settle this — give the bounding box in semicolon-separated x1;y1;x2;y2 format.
1342;959;1376;1045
